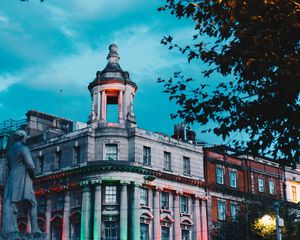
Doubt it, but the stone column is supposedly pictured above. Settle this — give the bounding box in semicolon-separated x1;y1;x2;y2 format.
62;191;71;240
130;183;140;240
80;183;92;240
173;192;181;240
120;182;128;240
45;195;52;240
119;90;124;123
201;200;208;240
97;88;101;120
148;189;153;240
101;91;106;122
193;197;201;240
153;189;161;239
93;183;102;240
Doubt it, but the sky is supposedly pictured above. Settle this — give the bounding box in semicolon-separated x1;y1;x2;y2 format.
0;0;224;145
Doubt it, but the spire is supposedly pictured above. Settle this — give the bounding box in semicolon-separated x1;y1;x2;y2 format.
107;44;120;64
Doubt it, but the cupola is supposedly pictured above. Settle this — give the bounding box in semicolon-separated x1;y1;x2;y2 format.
88;44;137;128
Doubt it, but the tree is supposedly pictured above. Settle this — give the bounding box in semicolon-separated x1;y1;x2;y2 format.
211;200;300;240
158;0;300;165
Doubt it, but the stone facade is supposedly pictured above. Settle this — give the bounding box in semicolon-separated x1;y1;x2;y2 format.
0;44;208;240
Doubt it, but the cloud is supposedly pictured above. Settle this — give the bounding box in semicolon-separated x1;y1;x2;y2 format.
0;74;21;92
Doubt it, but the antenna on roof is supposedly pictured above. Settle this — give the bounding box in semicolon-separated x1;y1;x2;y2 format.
60;89;63;117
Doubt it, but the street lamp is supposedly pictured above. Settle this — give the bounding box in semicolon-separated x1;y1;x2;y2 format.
274;202;284;240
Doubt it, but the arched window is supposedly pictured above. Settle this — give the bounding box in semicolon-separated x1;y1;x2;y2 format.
50;215;63;240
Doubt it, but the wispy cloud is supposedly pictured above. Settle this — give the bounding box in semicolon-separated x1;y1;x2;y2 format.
0;74;21;92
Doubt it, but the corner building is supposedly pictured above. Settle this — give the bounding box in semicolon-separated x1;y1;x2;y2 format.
14;44;208;240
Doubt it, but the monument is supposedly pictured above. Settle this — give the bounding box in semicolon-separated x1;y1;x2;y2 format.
0;130;45;240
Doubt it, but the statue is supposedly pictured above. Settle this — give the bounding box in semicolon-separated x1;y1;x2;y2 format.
0;130;45;240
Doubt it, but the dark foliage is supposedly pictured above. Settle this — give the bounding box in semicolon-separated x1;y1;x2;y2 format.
158;0;300;165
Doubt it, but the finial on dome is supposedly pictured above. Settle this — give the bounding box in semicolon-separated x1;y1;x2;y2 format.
107;43;119;63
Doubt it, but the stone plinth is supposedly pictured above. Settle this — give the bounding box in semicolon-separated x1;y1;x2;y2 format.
0;232;46;240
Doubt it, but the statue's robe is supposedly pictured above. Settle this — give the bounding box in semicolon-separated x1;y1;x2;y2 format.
1;141;36;237
4;142;36;205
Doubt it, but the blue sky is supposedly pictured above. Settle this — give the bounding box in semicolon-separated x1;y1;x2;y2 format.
0;0;224;145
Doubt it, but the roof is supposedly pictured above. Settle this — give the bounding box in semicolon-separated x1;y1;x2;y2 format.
88;44;137;91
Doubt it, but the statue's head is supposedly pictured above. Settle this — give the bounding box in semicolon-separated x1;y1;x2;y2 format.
14;130;28;143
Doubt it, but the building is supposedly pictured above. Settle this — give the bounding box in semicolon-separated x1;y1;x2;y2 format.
285;164;300;204
0;44;208;240
203;146;285;237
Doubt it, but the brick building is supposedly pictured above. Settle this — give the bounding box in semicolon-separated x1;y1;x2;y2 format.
204;146;285;236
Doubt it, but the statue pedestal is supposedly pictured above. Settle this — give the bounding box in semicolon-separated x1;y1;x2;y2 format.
1;232;46;240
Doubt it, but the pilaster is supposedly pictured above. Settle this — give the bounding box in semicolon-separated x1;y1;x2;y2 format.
173;192;181;240
130;182;140;240
201;200;208;240
93;181;102;240
193;197;201;240
153;189;161;239
80;182;92;240
45;195;52;240
120;181;129;240
62;190;71;240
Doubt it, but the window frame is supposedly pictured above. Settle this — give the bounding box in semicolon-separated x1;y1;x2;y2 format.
230;202;238;222
104;186;118;204
180;196;189;214
216;166;224;185
229;169;237;188
161;226;170;240
161;192;169;210
163;151;171;171
258;177;265;192
143;146;151;166
269;180;275;195
140;188;148;206
183;156;191;175
217;200;226;221
140;223;149;240
105;144;118;161
291;186;297;202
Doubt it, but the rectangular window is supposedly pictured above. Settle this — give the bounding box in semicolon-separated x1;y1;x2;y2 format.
73;146;80;165
292;186;297;202
37;197;46;214
104;186;117;204
54;151;61;170
180;196;189;214
161;192;169;209
37;155;44;174
105;144;118;161
140;188;148;206
258;177;265;192
216;167;224;184
57;193;64;210
164;152;171;171
52;193;63;211
103;220;118;240
161;226;170;240
143;146;151;166
230;203;238;222
183;157;191;175
229;170;237;188
182;229;190;240
72;190;82;207
269;181;275;195
218;201;226;221
140;223;149;240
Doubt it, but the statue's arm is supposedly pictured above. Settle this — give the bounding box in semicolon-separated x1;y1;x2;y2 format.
22;146;36;178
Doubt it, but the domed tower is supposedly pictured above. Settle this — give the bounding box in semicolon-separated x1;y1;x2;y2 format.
88;44;137;128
